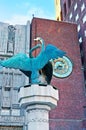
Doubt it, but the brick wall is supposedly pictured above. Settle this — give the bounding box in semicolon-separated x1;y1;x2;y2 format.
60;0;86;101
31;17;85;129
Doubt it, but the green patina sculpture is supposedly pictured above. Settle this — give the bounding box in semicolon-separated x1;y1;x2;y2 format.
0;37;66;84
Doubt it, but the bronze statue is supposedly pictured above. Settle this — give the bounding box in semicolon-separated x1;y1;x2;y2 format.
0;37;66;84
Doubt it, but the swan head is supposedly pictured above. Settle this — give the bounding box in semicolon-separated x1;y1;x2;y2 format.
34;37;44;44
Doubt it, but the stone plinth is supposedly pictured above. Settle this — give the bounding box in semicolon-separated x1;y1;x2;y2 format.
18;84;59;130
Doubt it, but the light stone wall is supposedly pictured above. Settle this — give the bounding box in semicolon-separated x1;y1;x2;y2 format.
0;21;30;128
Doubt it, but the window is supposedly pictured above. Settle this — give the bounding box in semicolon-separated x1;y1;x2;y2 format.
79;37;82;43
12;109;20;116
7;25;16;53
68;0;71;8
0;73;3;86
77;24;81;32
83;106;86;117
1;109;10;115
84;30;86;37
75;14;79;21
83;15;86;24
64;3;67;17
74;3;77;11
81;3;85;12
3;72;13;87
12;89;18;104
2;86;11;108
69;12;72;19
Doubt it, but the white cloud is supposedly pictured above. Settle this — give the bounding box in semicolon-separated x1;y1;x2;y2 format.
4;6;55;25
4;14;31;25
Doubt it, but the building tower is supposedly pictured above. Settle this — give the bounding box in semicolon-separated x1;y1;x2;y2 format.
55;0;86;128
55;0;86;90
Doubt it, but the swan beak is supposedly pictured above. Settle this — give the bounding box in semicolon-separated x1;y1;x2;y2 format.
34;37;40;41
34;38;38;41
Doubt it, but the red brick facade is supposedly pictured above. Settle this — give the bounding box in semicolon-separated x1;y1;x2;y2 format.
60;0;86;98
30;17;85;129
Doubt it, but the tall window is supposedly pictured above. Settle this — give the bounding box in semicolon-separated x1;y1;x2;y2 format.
69;12;73;19
81;3;85;12
74;3;77;11
7;25;16;53
68;0;71;8
2;87;11;108
64;3;67;17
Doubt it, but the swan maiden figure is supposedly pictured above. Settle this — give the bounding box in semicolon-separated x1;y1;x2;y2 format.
0;37;66;84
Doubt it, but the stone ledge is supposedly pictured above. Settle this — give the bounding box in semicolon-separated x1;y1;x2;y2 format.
18;84;59;109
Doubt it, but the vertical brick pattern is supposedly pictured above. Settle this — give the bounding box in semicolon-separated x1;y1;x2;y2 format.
31;17;85;129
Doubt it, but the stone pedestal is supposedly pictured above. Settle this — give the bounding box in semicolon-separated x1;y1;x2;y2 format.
18;84;59;130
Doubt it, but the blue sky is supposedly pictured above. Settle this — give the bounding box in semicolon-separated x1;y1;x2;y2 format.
0;0;55;25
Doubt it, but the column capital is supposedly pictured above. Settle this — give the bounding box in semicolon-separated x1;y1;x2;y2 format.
18;84;59;110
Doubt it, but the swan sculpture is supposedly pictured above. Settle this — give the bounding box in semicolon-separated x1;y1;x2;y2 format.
0;37;66;84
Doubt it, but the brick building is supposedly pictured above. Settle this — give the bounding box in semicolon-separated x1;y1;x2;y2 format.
30;17;86;130
55;0;86;91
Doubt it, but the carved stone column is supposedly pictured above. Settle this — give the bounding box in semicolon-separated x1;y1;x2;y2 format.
18;84;59;130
